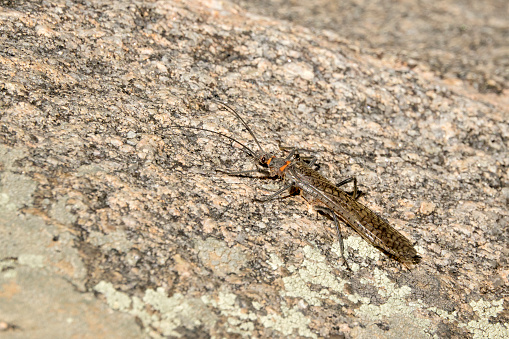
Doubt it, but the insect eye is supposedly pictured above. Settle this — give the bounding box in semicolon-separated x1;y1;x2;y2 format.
259;155;272;167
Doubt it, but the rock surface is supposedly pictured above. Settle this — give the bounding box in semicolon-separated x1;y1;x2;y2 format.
235;0;508;94
0;0;507;338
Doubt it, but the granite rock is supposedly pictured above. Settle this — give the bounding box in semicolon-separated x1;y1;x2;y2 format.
0;0;507;338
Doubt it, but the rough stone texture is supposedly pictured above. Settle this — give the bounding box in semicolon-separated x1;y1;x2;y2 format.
0;0;507;338
235;0;509;95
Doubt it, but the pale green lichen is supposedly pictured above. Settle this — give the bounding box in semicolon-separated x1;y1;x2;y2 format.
470;298;504;318
94;282;217;338
252;301;262;310
217;291;237;311
93;240;442;339
259;304;317;338
203;291;319;337
194;237;247;276
94;281;132;312
360;267;412;299
341;235;381;268
459;298;508;339
131;296;159;329
287;264;297;273
355;268;431;338
428;306;458;321
267;253;284;270
202;292;258;337
281;244;365;307
143;288;216;337
18;254;45;268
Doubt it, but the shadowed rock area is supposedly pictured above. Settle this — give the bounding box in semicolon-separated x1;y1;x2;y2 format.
0;0;507;338
235;0;508;95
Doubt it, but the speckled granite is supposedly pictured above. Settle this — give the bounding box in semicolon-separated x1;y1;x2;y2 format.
234;0;508;95
0;0;507;338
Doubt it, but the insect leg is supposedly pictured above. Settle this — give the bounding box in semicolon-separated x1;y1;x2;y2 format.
217;168;271;177
276;141;297;152
276;143;306;159
299;156;318;168
336;177;363;199
278;144;295;152
283;148;299;160
254;183;294;202
276;143;322;170
315;206;351;270
277;143;319;169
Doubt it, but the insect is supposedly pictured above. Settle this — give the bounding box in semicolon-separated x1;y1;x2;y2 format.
174;100;421;268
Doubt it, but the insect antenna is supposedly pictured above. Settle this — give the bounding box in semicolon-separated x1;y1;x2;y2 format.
169;125;258;160
211;100;266;154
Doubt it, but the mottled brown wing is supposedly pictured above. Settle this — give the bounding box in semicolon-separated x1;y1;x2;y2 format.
290;161;421;265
